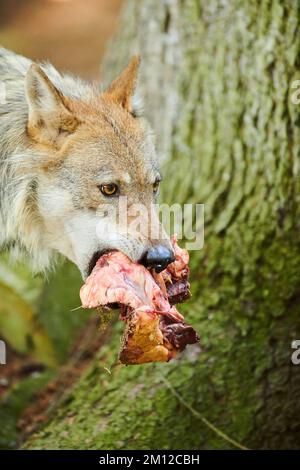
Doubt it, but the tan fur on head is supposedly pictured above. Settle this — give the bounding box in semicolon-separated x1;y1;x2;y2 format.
104;56;140;113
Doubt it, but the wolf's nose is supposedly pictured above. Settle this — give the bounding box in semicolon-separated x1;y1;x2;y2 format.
141;246;175;273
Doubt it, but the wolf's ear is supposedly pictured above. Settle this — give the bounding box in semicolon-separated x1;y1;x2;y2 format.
25;64;77;146
104;55;140;114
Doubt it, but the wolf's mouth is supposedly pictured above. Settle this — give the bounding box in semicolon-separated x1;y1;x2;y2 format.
87;250;121;310
87;249;114;277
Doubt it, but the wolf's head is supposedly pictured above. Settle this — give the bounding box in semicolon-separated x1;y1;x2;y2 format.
23;57;174;278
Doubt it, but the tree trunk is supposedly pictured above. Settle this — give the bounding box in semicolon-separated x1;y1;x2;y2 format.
25;0;300;449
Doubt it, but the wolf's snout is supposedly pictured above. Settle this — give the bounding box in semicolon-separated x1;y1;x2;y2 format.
141;245;175;273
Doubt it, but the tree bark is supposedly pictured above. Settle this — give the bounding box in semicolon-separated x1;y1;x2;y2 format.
25;0;300;449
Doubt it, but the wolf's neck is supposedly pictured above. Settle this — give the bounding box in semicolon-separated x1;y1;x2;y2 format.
0;49;35;252
0;149;53;271
0;94;46;268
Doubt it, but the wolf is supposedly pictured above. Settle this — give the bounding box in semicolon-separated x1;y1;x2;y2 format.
0;48;175;278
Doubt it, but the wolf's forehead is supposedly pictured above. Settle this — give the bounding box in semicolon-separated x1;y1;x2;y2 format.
63;99;160;183
91;158;160;185
87;119;159;183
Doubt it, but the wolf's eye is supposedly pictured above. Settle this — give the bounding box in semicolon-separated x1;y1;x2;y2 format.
153;181;160;194
99;183;119;197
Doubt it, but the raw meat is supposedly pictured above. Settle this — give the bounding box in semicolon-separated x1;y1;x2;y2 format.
80;235;199;364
